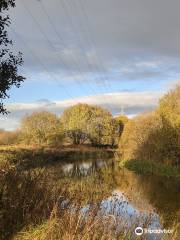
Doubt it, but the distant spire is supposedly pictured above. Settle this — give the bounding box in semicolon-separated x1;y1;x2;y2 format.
120;106;125;115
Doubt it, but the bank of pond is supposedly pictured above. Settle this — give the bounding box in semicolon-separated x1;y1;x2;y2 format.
0;147;179;239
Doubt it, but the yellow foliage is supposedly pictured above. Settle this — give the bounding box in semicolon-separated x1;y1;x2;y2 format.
119;85;180;166
20;111;62;146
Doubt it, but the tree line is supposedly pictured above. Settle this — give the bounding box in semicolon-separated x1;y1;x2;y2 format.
0;104;128;147
0;85;179;167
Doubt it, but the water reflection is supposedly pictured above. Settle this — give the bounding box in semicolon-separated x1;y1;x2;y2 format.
61;158;113;177
50;152;179;239
115;169;180;228
91;190;161;240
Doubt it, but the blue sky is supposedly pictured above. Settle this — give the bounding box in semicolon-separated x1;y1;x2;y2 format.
1;0;180;130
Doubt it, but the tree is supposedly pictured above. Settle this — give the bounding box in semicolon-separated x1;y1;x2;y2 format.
114;115;129;137
157;85;180;165
60;103;114;146
118;112;163;161
158;85;180;129
118;85;180;166
88;113;112;147
20;111;62;146
109;115;129;147
60;104;92;145
0;0;25;114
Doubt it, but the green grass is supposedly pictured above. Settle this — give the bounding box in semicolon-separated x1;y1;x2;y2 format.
119;159;180;178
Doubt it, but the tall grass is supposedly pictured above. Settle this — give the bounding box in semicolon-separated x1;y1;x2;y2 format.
13;207;135;240
0;148;179;240
0;149;115;239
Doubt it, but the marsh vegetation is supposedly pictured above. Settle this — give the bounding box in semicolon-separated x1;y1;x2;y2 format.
0;146;179;240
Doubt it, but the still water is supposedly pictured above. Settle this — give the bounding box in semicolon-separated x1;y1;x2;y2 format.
48;152;180;239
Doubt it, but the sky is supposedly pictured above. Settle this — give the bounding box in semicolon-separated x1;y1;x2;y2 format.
1;0;180;130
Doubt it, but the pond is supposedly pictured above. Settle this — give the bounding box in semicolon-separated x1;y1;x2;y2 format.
46;152;180;240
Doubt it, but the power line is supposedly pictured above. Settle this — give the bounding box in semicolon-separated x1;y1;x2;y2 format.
57;0;113;110
73;0;109;90
37;0;99;96
20;0;97;97
11;27;74;99
17;0;115;111
77;0;115;94
78;0;121;111
66;0;113;109
57;0;106;94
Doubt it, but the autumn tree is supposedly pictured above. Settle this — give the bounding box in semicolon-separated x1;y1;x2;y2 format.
158;85;180;128
0;0;25;114
60;104;91;145
20;111;62;146
118;112;163;161
109;115;129;147
157;85;180;165
60;103;114;146
118;85;180;166
115;115;129;137
88;107;114;146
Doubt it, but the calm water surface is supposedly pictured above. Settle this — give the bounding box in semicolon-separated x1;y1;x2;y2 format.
48;152;180;239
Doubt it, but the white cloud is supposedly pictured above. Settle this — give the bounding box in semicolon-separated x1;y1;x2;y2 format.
135;61;161;68
7;91;162;111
